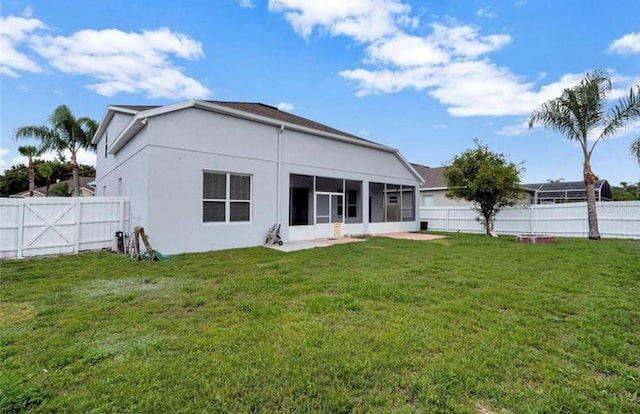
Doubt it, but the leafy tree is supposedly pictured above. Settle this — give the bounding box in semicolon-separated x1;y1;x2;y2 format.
15;105;98;196
529;70;640;239
0;165;29;196
612;181;640;201
49;182;72;197
0;161;94;196
17;145;43;196
36;163;53;196
444;140;524;235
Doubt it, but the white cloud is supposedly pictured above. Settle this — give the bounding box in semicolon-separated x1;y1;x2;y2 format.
29;27;210;99
17;83;30;92
476;7;496;18
276;101;295;111
497;120;530;136
366;33;449;66
514;0;526;7
267;0;413;42
0;11;209;99
608;32;640;55
0;14;45;77
236;0;255;8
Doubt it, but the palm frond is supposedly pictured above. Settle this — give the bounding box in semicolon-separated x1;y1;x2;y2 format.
599;85;640;140
631;138;640;165
17;145;43;158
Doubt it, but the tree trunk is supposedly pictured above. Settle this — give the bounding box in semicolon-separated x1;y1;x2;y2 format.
45;177;51;196
28;159;35;197
71;150;81;197
583;161;600;240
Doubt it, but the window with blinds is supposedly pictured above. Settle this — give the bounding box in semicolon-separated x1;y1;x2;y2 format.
203;171;251;223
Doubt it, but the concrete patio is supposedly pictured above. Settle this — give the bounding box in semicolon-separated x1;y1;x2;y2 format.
265;232;446;252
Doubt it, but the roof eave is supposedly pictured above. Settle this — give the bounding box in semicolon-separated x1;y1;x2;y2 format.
92;105;144;145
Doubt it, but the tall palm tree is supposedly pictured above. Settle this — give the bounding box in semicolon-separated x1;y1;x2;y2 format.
17;145;43;196
15;105;97;196
529;70;640;239
36;163;54;196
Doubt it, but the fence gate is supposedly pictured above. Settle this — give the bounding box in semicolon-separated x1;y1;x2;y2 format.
22;199;78;257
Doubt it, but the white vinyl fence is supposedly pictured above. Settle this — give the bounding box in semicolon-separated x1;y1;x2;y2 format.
420;201;640;239
0;197;129;259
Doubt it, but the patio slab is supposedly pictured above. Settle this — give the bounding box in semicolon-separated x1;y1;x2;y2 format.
377;232;447;241
264;237;367;252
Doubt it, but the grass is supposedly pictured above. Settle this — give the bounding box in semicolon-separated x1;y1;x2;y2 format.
1;233;639;413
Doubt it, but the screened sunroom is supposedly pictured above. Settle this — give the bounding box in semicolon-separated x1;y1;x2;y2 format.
522;180;613;204
288;174;416;240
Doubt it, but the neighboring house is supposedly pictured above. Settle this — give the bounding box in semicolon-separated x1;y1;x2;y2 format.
521;180;613;204
93;100;423;254
412;163;612;206
410;163;473;207
10;177;95;198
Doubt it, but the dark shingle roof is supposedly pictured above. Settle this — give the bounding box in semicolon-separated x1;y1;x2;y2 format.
207;101;375;144
113;101;376;146
410;163;447;188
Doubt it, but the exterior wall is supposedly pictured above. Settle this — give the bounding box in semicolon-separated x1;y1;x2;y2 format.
94;116;149;231
420;189;474;207
96;106;420;254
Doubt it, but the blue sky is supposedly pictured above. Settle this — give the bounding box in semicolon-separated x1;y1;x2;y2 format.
1;0;639;185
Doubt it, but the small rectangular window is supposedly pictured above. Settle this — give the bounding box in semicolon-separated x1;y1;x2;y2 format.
203;171;251;223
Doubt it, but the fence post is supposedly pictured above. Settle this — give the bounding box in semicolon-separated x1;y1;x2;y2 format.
530;205;534;235
74;197;81;254
446;208;450;232
16;200;25;259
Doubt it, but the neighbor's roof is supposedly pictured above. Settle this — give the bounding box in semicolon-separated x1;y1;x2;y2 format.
11;176;95;197
410;164;447;189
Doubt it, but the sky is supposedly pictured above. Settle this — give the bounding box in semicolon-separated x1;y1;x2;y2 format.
1;0;639;185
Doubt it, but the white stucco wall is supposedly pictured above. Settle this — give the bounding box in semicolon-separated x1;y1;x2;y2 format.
95;105;420;254
421;189;474;207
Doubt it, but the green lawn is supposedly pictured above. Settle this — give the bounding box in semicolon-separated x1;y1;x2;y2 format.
1;234;639;413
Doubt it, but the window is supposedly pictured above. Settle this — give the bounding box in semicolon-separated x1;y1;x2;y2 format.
203;171;251;223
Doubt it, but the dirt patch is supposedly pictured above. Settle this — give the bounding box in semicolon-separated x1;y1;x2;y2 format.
378;232;447;241
0;302;36;326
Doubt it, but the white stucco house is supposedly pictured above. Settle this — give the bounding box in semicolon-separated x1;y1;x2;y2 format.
93;100;423;254
410;163;473;207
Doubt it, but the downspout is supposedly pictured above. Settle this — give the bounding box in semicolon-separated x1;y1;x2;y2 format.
276;125;284;224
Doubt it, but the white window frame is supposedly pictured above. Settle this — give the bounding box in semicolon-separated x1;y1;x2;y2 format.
203;171;252;223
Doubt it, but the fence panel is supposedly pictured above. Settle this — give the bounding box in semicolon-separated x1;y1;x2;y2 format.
420;201;640;239
0;197;129;259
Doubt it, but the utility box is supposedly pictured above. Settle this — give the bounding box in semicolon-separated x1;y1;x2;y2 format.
420;221;428;231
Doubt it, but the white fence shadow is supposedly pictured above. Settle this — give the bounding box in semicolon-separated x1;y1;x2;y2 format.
419;201;640;239
1;197;129;259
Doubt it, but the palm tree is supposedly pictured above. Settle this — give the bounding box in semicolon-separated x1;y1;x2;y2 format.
15;105;98;196
17;145;43;196
36;163;54;196
529;70;640;239
632;138;640;164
